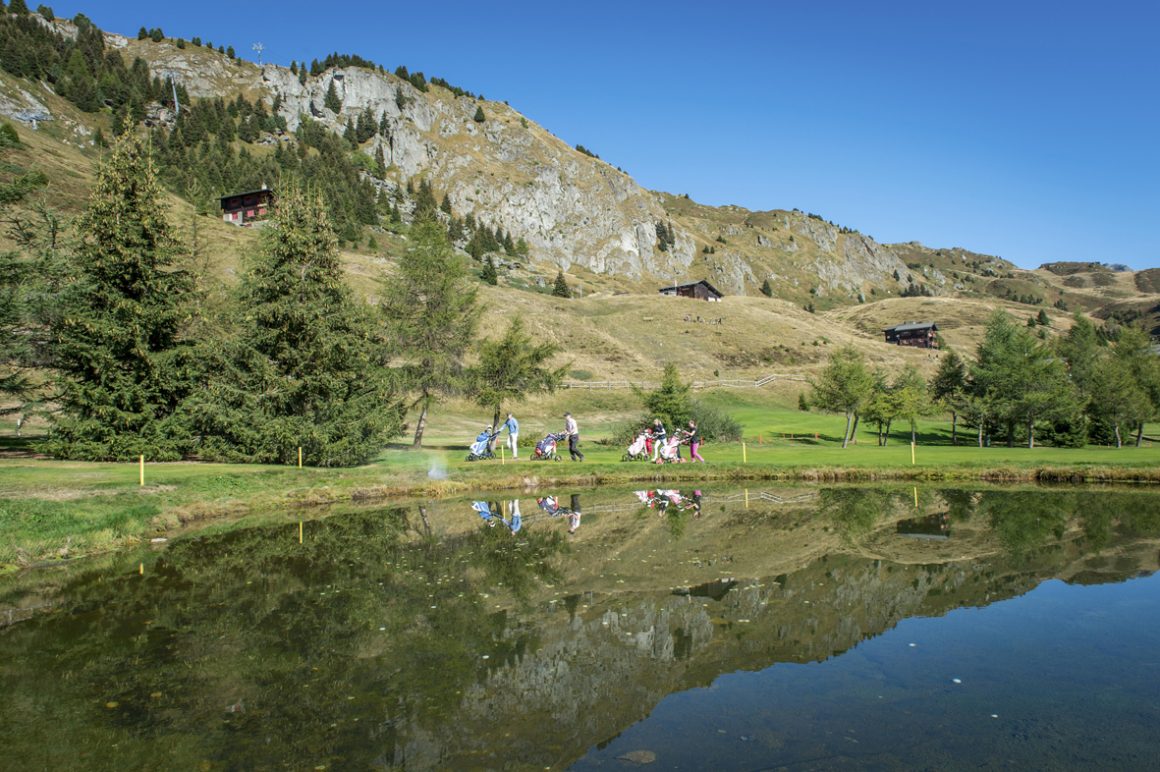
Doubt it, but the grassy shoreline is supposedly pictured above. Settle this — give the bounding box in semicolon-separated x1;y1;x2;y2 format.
3;438;1160;570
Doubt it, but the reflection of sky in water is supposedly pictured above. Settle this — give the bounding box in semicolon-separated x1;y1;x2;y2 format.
574;572;1160;770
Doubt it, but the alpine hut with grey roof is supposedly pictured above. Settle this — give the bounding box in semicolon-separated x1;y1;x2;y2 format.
883;321;939;348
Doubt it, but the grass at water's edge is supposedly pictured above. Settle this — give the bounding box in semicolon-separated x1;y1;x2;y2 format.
3;441;1160;570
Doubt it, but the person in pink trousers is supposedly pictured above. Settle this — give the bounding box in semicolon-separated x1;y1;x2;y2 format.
686;419;705;462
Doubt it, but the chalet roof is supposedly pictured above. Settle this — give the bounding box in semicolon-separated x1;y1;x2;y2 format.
884;321;938;333
658;279;724;296
219;188;274;203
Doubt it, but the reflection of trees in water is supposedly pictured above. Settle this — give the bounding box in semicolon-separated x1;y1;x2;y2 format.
0;507;568;768
980;491;1070;556
979;490;1160;557
4;488;1160;768
939;489;976;522
816;488;904;540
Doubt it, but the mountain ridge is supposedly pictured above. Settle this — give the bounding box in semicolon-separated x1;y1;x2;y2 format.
0;11;1155;333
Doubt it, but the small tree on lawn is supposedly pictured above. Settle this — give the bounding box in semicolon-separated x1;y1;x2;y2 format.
469;317;565;446
636;363;694;432
861;369;898;446
930;349;967;445
810;345;874;448
893;364;933;445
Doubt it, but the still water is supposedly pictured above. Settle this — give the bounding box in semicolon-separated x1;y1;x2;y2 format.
1;486;1158;769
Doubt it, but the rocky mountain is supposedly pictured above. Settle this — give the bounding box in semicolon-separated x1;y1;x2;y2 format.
1;12;1155;324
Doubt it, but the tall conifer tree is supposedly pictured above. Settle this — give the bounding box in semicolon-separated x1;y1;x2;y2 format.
44;135;194;460
187;186;402;466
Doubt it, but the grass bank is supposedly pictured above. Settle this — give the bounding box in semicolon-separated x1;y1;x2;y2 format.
3;432;1160;570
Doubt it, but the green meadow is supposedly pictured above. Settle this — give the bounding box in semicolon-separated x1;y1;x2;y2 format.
2;392;1158;569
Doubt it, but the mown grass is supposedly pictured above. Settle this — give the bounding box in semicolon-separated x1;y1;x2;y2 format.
2;391;1158;569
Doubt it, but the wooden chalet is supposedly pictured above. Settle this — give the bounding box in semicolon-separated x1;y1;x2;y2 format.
220;186;274;225
883;321;939;348
658;279;723;302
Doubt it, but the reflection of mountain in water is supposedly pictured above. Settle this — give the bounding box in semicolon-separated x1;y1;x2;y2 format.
0;487;1158;768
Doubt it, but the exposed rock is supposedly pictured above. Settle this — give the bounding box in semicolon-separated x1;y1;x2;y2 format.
0;87;52;125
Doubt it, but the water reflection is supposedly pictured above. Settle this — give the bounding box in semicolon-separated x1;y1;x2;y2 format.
1;485;1159;769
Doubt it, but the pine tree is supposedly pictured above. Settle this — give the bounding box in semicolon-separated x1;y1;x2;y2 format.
380;219;477;448
186;186;403;466
473;105;485;122
8;0;30;14
42;135;195;460
637;363;694;432
324;79;342;112
481;255;498;285
760;278;773;297
551;269;570;298
373;144;387;177
930;349;967;444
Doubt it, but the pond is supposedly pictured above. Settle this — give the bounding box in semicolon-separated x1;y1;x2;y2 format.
1;485;1159;769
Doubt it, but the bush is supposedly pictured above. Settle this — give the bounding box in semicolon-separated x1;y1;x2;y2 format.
0;122;20;148
690;399;741;442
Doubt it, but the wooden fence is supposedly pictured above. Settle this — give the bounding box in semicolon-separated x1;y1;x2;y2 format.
561;374;808;390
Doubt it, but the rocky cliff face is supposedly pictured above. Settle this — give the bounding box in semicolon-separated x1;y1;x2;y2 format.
193;50;911;293
0;25;938;297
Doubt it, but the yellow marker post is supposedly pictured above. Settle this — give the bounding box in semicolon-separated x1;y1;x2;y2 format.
138;562;144;575
913;486;919;508
745;489;749;509
298;521;303;544
911;442;916;465
139;455;145;486
298;447;302;468
742;442;748;463
500;446;505;465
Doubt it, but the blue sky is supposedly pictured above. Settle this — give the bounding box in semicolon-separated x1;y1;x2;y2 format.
53;1;1159;269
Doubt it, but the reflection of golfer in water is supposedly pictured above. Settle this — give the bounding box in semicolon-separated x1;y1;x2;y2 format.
473;500;522;534
472;501;498;526
508;499;522;534
535;494;582;533
566;493;582;534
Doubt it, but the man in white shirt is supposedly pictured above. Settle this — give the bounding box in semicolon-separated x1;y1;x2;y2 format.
563;412;584;461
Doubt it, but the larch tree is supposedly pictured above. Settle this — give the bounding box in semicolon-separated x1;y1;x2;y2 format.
469;317;565;446
380;218;477;448
892;363;933;445
43;134;195;460
809;345;874;448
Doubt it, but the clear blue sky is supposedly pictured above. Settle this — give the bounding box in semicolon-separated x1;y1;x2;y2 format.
53;1;1159;269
